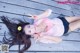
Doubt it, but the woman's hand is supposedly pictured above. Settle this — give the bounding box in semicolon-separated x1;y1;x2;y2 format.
27;14;38;19
31;15;39;19
33;33;41;43
35;23;47;33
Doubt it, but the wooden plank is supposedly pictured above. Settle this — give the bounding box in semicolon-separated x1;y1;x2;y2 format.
27;0;72;10
0;0;73;16
0;2;41;16
62;32;80;40
71;8;80;15
0;11;59;20
72;13;80;16
3;51;80;53
0;35;80;51
1;51;80;53
10;51;80;53
0;1;60;19
0;2;59;18
0;0;71;10
72;10;80;16
0;39;80;51
9;52;35;53
69;4;80;10
36;52;80;53
0;12;34;24
0;24;8;34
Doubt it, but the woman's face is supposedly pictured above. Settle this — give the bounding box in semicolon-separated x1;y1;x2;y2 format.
24;25;35;35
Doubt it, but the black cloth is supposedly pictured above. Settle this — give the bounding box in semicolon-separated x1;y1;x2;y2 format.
58;17;69;34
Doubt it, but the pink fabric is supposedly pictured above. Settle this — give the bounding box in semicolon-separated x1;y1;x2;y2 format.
33;18;64;43
42;18;54;31
34;18;64;37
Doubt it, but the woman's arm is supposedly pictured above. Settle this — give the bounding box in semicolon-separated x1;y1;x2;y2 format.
43;36;62;43
37;35;62;43
28;9;52;20
37;9;52;19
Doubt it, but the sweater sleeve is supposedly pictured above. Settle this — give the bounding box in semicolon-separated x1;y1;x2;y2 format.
35;33;62;44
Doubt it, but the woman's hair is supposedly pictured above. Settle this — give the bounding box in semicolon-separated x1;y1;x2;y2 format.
0;16;31;53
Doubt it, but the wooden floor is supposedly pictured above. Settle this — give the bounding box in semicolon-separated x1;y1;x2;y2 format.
0;0;80;53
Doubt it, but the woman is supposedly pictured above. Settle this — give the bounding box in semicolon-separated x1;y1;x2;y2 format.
24;9;80;43
0;16;31;53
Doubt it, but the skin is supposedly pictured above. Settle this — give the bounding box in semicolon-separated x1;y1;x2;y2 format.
65;17;80;32
24;25;35;35
24;9;80;43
